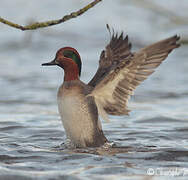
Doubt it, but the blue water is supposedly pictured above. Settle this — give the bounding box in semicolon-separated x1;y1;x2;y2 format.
0;0;188;179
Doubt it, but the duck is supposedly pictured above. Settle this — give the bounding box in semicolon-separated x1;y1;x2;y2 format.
42;26;180;148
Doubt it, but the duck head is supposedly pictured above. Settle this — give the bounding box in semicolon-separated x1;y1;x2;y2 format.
42;47;82;81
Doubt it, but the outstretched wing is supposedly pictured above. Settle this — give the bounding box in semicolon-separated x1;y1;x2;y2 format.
88;26;132;87
89;35;180;121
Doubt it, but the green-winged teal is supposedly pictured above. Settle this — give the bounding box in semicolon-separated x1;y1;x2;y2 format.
42;27;180;148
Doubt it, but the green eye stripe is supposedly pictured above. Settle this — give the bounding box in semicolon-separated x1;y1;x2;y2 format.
63;51;74;58
63;50;82;76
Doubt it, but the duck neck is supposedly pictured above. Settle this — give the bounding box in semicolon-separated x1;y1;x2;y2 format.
63;61;80;82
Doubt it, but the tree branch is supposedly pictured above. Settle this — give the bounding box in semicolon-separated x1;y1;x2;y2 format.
0;0;102;31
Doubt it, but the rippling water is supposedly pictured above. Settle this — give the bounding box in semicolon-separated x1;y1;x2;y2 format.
0;0;188;179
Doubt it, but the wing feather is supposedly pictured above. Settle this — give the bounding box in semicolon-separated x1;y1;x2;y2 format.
88;26;132;87
89;35;180;120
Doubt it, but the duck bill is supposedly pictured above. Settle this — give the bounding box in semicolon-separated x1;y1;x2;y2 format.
42;59;57;66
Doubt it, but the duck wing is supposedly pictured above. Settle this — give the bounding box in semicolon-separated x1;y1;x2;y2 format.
88;26;132;87
88;35;180;121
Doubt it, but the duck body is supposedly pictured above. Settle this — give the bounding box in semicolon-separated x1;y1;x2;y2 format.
57;79;107;147
42;26;180;148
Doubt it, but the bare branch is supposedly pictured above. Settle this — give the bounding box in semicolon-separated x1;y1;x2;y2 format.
0;0;102;31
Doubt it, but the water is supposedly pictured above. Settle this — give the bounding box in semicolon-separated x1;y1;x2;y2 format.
0;0;188;179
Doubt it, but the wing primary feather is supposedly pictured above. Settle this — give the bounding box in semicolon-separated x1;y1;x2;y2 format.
88;26;132;87
106;24;111;37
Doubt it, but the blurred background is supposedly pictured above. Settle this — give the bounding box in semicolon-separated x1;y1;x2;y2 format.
0;0;187;117
0;0;188;179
